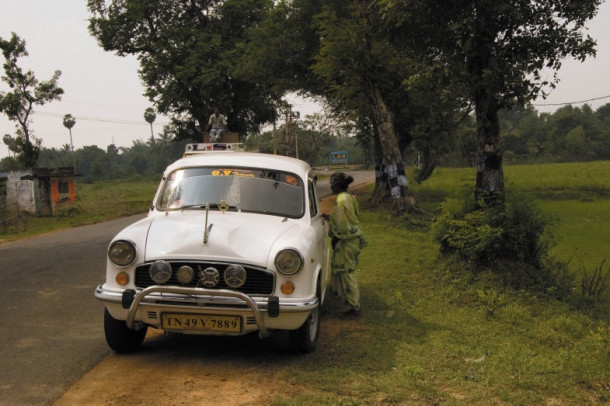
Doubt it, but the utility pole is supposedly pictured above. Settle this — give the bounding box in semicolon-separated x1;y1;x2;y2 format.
282;103;300;158
294;110;300;159
285;104;291;157
273;121;277;155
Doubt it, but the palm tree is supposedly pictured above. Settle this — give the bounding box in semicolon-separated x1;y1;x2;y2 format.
63;114;76;171
144;108;157;173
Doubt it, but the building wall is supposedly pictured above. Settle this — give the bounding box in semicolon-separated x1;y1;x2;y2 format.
2;171;38;215
0;169;77;216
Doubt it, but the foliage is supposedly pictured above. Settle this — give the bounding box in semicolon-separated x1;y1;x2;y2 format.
87;0;278;139
0;32;64;168
385;0;602;201
62;114;75;130
432;191;578;296
580;259;610;301
441;103;610;166
30;135;194;182
241;0;468;207
143;108;156;124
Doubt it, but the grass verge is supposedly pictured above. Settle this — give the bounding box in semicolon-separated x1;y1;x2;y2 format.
273;181;610;405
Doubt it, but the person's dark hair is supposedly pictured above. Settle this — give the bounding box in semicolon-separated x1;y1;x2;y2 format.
330;172;353;191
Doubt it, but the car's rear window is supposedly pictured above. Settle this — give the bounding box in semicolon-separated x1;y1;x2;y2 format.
157;167;305;218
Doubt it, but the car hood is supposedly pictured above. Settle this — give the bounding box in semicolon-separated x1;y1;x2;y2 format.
143;211;298;266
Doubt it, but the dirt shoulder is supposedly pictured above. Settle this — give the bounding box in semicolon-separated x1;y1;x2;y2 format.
53;192;359;406
53;318;352;406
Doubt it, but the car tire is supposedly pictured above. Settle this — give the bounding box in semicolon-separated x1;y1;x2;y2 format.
104;308;148;353
289;282;321;354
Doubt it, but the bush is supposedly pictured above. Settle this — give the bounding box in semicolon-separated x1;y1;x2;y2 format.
432;192;574;296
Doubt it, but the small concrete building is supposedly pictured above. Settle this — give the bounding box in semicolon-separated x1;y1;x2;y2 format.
0;167;78;216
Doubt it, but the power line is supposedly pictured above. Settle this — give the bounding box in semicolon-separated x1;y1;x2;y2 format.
32;109;170;126
533;94;610;107
59;98;151;111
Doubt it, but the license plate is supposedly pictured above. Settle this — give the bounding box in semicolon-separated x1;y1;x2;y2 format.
161;313;241;333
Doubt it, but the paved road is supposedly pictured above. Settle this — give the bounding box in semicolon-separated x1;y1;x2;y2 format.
315;169;375;198
0;214;144;406
0;171;373;406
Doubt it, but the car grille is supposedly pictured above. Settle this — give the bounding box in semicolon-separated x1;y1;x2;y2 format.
134;261;275;295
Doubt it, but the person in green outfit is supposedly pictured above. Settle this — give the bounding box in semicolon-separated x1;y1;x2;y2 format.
322;172;367;319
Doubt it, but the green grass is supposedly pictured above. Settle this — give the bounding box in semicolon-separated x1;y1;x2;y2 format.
269;206;609;404
410;162;610;273
540;199;610;271
268;162;610;404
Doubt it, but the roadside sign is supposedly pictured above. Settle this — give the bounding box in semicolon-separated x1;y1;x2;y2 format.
330;151;348;164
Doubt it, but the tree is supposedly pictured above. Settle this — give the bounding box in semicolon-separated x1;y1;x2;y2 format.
385;0;601;205
0;33;64;168
242;0;467;212
144;107;157;172
87;0;278;140
63;114;76;171
310;2;424;212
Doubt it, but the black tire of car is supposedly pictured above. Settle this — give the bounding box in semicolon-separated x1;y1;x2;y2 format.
289;280;321;354
104;308;148;353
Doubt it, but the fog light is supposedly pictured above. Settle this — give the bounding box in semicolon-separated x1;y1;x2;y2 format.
149;260;172;284
281;281;295;295
224;264;247;288
116;272;129;286
176;265;194;285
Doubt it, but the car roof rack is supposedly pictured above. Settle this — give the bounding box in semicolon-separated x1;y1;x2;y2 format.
184;143;245;155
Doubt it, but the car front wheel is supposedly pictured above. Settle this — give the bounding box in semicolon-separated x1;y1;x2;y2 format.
104;308;148;353
289;284;321;354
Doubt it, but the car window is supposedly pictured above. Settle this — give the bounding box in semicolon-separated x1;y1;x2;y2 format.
157;167;305;218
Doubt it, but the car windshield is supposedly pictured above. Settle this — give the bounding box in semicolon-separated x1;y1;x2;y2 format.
157;167;305;218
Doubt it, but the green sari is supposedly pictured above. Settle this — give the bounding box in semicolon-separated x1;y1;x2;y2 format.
328;192;367;311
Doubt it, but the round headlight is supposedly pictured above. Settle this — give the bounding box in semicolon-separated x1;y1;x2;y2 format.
275;249;304;276
149;260;172;284
108;240;136;267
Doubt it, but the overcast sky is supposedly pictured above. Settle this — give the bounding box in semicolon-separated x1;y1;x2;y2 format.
1;0;609;159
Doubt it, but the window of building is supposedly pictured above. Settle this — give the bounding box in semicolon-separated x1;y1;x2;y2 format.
58;181;69;194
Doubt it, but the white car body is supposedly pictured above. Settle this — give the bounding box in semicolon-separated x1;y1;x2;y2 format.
95;143;330;353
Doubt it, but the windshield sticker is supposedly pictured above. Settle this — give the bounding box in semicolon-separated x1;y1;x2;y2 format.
285;175;298;186
211;169;256;178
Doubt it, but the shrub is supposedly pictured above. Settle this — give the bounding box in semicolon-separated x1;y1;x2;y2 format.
432;192;573;296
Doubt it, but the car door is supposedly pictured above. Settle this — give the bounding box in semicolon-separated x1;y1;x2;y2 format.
308;176;330;298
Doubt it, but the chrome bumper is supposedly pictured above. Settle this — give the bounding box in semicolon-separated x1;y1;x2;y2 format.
95;285;319;339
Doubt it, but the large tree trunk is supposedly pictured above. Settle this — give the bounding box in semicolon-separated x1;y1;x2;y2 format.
474;89;504;206
367;85;417;214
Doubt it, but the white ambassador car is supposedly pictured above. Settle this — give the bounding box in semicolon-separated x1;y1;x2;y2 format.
95;143;330;353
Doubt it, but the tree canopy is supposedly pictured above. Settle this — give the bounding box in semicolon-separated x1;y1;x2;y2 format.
86;0;603;210
87;0;279;140
384;0;601;203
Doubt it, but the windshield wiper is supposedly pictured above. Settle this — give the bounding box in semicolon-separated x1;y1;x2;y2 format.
178;204;207;210
176;202;237;212
208;202;237;212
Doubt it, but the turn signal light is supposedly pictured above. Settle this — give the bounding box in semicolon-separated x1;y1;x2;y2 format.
280;281;295;295
116;272;129;286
